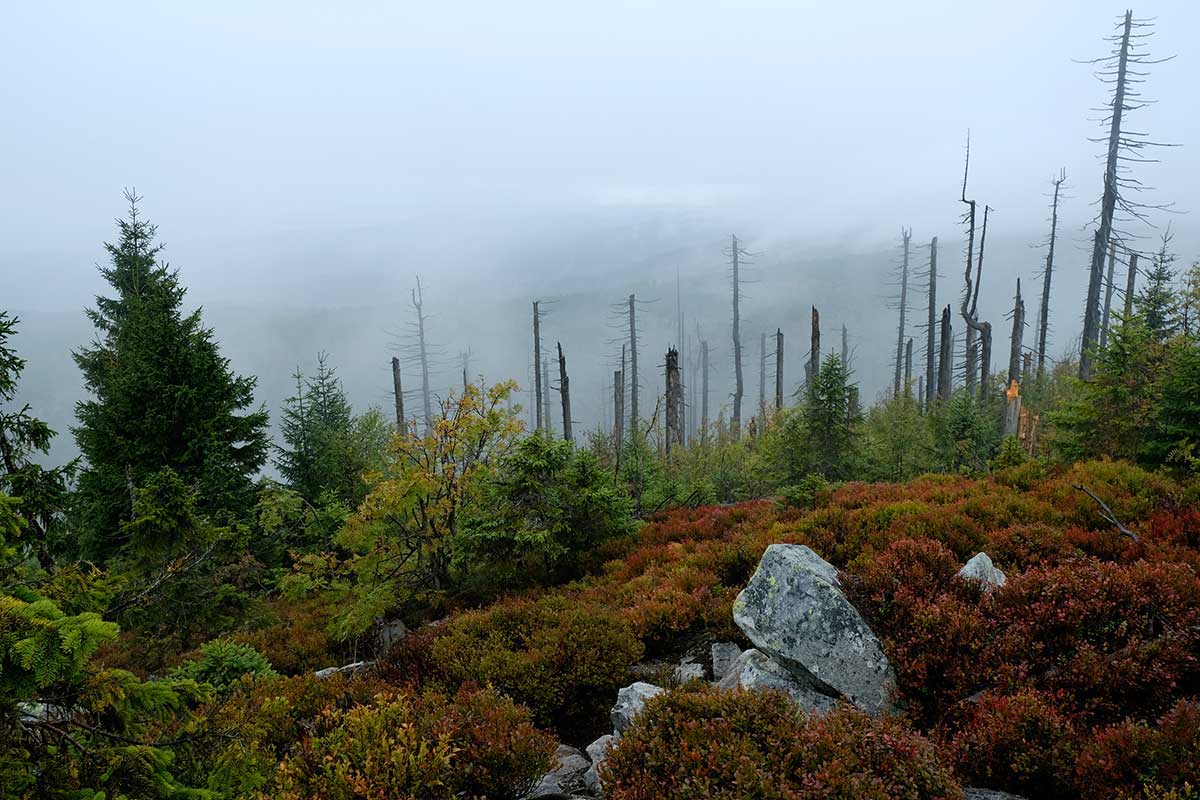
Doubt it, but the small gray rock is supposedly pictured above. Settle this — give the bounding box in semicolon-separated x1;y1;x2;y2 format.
582;734;615;795
375;618;409;651
733;544;896;715
313;660;372;679
610;682;663;734
958;552;1007;590
964;790;1028;800
673;655;705;683
528;744;590;798
717;648;839;714
710;641;744;681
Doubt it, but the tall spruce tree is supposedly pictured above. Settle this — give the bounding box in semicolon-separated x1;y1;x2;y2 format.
72;192;268;562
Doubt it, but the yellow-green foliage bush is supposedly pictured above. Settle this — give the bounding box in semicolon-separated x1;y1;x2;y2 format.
430;595;643;732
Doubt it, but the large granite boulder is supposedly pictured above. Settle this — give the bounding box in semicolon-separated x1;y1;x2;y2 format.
958;552;1007;591
717;648;838;714
964;790;1028;800
733;544;895;715
611;682;663;735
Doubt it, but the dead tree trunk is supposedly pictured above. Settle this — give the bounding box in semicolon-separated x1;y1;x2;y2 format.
533;301;544;431
412;277;433;434
925;236;938;412
774;328;784;412
810;307;821;388
628;294;639;438
1036;170;1066;382
937;305;953;403
700;338;710;444
665;347;683;453
1008;278;1025;386
894;228;912;399
1123;252;1139;322
391;356;405;430
904;338;913;398
1100;242;1117;349
918;375;925;410
1022;351;1032;387
557;342;572;442
1081;10;1133;380
614;344;626;447
841;324;848;371
543;358;553;436
729;235;745;437
758;331;767;423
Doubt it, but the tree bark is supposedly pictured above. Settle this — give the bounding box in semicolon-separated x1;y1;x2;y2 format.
1123;252;1139;322
937;305;953;403
904;338;913;398
557;341;572;442
809;306;821;388
391;356;405;430
1008;278;1025;386
665;347;683;452
1100;242;1117;349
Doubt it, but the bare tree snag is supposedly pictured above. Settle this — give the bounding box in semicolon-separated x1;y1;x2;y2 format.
700;338;710;444
918;374;925;410
727;235;748;437
391;355;405;430
411;277;433;433
925;236;938;412
1036;170;1066;382
665;347;683;452
533;301;544;431
937;305;953;403
628;294;639;437
841;324;848;371
904;338;913;398
1123;252;1140;322
1008;278;1026;386
1100;242;1117;349
807;307;821;392
543;357;553;436
557;341;572;442
758;331;767;423
894;228;912;399
614;343;626;447
958;139;992;400
774;328;784;412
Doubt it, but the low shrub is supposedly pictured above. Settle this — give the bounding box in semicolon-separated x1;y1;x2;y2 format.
1075;699;1200;800
430;595;642;733
984;523;1082;569
991;559;1200;721
274;684;554;800
603;686;961;800
942;689;1078;799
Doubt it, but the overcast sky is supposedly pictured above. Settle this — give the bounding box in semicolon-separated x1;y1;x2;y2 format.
3;2;1198;457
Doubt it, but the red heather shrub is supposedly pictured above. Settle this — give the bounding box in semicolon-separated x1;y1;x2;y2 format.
429;595;642;732
992;559;1200;721
1034;460;1177;531
603;686;961;800
274;684;554;800
1075;699;1200;800
231;596;338;675
850;538;961;610
942;689;1078;799
984;523;1082;570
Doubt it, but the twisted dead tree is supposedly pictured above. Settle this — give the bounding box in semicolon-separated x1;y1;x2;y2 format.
894;228;912;399
958;136;992;400
1079;10;1174;378
1036;170;1067;382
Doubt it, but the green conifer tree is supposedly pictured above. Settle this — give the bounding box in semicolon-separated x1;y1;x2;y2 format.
72;192;268;562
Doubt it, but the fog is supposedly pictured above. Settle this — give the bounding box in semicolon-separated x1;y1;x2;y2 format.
3;1;1198;466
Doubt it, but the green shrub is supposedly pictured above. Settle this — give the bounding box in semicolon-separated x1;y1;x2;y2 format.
777;473;835;510
171;638;275;689
603;686;961;800
430;596;642;733
274;684;553;800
